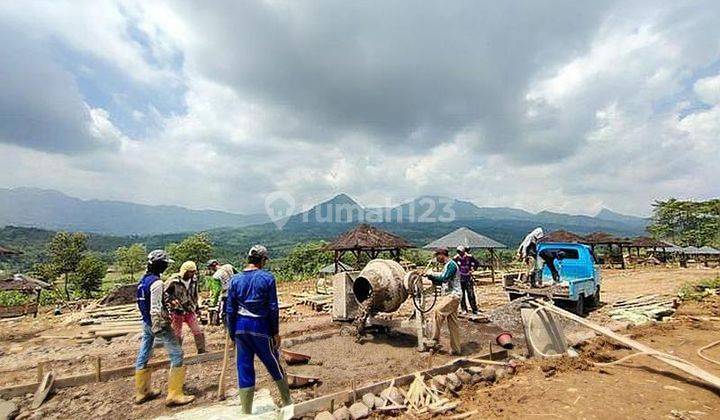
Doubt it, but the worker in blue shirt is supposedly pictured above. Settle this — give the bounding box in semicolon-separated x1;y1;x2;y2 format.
134;250;194;406
226;245;292;414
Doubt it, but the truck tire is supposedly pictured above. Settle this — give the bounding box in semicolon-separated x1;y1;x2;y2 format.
508;292;523;301
584;287;601;308
574;294;585;316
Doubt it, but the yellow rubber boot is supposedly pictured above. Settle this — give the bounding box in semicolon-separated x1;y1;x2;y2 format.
134;369;160;404
165;366;195;406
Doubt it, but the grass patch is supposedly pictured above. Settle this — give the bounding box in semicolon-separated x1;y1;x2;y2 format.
678;276;720;301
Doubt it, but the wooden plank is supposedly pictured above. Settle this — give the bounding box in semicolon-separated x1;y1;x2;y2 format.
534;300;720;391
0;350;226;398
289;349;507;418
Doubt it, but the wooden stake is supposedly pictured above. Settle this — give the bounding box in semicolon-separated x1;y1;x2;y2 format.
95;357;102;382
36;362;44;383
216;334;231;400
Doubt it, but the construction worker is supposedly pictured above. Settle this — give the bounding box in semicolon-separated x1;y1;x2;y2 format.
207;259;236;325
134;250;194;406
226;245;292;414
165;261;206;354
517;227;544;286
454;246;480;314
424;247;462;355
538;248;565;284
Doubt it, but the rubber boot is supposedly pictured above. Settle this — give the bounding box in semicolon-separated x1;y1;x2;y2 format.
165;366;195;406
238;386;254;414
134;369;160;404
194;333;206;354
274;378;293;407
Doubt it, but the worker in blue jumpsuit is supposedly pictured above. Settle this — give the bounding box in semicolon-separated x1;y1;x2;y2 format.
226;245;292;414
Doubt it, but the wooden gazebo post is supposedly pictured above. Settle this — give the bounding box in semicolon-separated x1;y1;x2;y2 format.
489;248;496;283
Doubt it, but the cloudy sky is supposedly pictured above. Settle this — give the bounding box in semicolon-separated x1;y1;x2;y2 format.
1;0;719;216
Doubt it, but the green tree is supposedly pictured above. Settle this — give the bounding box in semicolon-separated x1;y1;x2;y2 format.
30;262;59;283
116;243;147;282
275;241;334;280
47;232;88;299
166;233;214;272
648;199;720;247
72;255;108;298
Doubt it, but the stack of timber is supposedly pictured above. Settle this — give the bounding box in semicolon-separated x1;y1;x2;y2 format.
43;304;142;344
292;289;333;312
606;294;677;325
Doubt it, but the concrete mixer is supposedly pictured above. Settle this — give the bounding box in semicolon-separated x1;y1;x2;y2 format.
332;259;437;350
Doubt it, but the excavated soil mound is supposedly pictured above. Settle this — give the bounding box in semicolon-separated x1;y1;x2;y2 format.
101;284;136;306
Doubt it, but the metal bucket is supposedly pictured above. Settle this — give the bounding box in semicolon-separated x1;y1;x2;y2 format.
352;259;409;313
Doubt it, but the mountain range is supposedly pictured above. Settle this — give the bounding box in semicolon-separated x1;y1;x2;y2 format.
0;188;648;239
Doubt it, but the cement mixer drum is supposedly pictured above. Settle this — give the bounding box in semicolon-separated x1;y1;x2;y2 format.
353;259;409;313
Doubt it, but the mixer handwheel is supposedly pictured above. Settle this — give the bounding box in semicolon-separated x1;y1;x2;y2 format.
408;272;439;313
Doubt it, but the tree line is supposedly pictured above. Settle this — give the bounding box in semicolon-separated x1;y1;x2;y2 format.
648;198;720;247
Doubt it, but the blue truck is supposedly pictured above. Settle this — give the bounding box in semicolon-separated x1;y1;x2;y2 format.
504;242;601;315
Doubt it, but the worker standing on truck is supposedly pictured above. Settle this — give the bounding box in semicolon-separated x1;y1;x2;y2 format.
517;227;544;286
424;247;462;355
454;246;480;314
134;250;194;406
165;261;206;354
226;245;292;414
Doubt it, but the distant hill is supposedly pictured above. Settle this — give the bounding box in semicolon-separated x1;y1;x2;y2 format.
0;188;268;235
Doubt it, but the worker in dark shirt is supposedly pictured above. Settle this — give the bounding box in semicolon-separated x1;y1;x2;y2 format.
226;245;291;414
538;248;566;284
453;246;480;314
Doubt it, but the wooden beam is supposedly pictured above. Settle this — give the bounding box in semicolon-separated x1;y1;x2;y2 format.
533;300;720;391
289;349;507;418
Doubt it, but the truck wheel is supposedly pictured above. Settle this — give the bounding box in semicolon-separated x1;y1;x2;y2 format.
591;287;601;308
574;294;585;315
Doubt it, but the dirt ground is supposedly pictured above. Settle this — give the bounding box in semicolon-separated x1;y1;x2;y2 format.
1;267;719;419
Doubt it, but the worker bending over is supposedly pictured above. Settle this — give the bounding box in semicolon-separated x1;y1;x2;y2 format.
206;259;236;325
425;248;462;355
453;246;480;314
226;245;292;414
538;248;565;284
165;261;206;354
134;250;194;406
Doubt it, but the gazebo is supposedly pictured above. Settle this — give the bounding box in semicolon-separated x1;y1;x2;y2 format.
538;230;586;243
0;274;50;318
325;224;413;273
423;227;506;282
626;237;670;256
583;232;632;269
0;245;22;256
318;261;354;276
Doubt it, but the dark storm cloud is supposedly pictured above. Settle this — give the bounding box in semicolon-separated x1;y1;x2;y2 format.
174;0;616;155
0;27;112;154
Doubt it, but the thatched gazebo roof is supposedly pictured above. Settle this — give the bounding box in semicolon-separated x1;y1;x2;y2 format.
0;274;50;292
423;227;506;250
538;230;586;243
583;232;632;245
698;246;720;255
326;224;412;251
0;245;22;256
326;224;412;274
629;236;670;248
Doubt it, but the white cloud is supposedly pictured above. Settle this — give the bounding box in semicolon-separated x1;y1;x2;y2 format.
0;0;719;217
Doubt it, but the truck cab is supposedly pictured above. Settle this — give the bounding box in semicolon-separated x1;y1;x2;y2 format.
505;242;601;315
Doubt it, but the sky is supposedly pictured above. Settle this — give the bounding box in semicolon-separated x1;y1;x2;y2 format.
1;0;719;217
